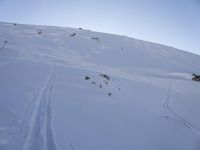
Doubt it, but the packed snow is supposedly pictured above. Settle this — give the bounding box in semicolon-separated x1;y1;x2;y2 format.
0;22;200;150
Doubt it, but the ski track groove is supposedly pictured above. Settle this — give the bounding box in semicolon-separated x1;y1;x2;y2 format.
163;82;200;133
23;67;57;150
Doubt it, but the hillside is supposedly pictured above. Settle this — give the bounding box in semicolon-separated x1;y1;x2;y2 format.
0;22;200;150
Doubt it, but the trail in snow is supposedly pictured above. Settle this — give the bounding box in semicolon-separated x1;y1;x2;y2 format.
163;82;200;133
23;67;57;150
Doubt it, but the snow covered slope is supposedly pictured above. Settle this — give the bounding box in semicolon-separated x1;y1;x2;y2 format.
0;22;200;150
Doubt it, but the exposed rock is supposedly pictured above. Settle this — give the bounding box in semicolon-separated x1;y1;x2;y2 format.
85;76;90;80
100;74;110;81
70;33;77;37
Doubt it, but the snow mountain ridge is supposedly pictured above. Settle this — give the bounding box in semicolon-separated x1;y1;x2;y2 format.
0;22;200;150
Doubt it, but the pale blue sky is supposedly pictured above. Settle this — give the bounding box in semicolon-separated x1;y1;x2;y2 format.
0;0;200;54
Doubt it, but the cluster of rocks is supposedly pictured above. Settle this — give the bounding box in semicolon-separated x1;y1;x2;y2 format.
192;73;200;82
84;74;113;96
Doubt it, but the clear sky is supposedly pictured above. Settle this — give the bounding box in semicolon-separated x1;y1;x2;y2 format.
0;0;200;54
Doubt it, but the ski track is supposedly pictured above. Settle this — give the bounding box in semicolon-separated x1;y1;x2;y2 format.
23;67;57;150
163;82;200;133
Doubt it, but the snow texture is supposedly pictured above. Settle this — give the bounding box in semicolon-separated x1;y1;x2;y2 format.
0;22;200;150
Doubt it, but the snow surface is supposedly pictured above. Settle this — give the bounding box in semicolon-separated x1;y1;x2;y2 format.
0;22;200;150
